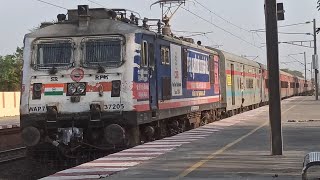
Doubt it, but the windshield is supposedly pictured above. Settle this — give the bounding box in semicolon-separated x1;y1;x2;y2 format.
35;40;73;69
83;38;123;68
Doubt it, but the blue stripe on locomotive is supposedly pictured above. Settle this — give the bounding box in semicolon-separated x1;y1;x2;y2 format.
133;33;219;102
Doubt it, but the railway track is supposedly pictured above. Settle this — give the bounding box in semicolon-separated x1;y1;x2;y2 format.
0;126;20;135
0;126;25;164
0;147;26;164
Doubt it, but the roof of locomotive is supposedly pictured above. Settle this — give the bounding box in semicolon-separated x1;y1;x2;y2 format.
25;18;155;39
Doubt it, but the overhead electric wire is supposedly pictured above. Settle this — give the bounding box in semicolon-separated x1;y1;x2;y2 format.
253;30;312;35
184;31;214;37
181;7;263;50
288;55;305;66
279;21;312;28
34;0;67;10
193;0;264;43
87;0;105;7
252;21;311;32
173;30;207;34
203;34;222;48
87;0;141;18
193;0;251;33
280;61;303;71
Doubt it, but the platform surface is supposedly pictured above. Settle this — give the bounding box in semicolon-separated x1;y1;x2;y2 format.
45;96;320;180
0;115;19;127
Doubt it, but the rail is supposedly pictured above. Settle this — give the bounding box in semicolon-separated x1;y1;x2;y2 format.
0;126;20;135
0;147;26;164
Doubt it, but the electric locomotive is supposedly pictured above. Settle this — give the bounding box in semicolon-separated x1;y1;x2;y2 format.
20;5;224;155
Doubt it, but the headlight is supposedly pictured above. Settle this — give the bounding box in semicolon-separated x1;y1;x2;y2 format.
77;83;86;93
111;80;121;97
112;80;121;89
67;83;86;96
32;83;42;100
68;84;77;94
34;83;42;92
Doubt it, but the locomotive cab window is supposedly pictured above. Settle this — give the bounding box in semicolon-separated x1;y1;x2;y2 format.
33;39;74;69
161;46;170;65
83;37;123;68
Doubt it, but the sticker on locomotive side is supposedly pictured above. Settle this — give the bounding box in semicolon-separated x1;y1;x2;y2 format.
137;68;148;82
44;84;64;96
104;104;125;110
29;106;46;113
192;90;206;97
170;44;182;96
95;75;109;80
50;77;58;81
191;106;200;111
227;75;232;86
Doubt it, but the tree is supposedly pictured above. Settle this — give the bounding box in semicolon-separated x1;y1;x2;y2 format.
0;47;23;91
281;68;304;78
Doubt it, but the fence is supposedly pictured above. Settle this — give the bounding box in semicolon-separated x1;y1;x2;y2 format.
0;92;20;117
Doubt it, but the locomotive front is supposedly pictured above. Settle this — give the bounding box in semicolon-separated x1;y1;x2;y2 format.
20;6;141;152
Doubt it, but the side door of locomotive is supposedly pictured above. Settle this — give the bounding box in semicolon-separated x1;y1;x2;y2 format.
142;35;158;111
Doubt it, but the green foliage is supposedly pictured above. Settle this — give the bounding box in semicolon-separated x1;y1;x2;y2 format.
0;47;23;91
281;68;304;78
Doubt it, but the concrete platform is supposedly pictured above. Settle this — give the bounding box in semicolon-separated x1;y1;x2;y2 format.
44;96;320;180
0;115;19;128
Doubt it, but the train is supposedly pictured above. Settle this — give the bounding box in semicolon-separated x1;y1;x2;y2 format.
20;5;313;156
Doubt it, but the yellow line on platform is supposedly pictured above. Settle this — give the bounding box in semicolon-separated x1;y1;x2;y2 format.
172;97;306;180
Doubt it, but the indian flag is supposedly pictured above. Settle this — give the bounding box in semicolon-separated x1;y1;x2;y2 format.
44;84;64;96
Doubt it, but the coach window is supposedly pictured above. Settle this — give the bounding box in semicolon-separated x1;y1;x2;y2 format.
246;79;253;89
161;46;170;65
141;41;148;67
281;81;288;88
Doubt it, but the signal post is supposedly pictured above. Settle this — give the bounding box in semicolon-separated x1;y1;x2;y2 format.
264;0;283;155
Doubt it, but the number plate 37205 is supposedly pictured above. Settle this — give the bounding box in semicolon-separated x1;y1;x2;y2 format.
104;104;124;110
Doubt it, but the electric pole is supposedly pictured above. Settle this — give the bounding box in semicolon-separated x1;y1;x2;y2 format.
313;19;319;100
265;0;283;155
311;62;313;84
304;52;307;82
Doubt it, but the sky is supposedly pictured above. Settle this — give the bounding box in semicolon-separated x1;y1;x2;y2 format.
0;0;319;79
